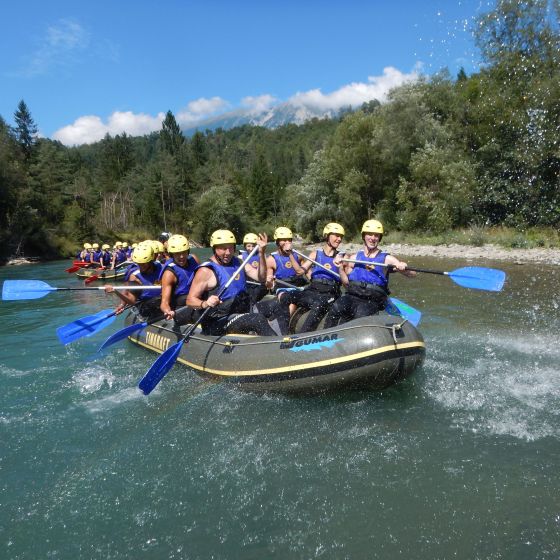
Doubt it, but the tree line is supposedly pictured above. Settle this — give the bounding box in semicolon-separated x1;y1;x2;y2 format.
1;0;558;261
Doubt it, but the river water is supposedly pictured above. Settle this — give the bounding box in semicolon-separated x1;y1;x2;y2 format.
1;257;559;559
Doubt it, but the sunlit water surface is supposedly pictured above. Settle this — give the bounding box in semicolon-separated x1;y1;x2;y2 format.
1;258;559;559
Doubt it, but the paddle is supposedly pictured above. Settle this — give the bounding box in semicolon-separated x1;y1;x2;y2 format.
96;314;165;353
56;306;132;345
66;265;85;273
2;280;161;301
342;259;506;292
138;245;261;395
292;249;421;325
83;261;133;284
66;261;93;273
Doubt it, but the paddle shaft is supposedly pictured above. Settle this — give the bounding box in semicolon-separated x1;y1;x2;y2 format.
247;278;300;289
292;249;341;279
48;285;161;293
342;258;448;276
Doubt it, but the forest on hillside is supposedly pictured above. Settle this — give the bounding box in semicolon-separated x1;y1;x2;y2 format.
0;0;559;261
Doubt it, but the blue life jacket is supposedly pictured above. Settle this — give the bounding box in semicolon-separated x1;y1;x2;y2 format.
203;257;246;301
160;255;198;296
100;250;112;267
240;249;260;271
272;252;299;280
114;249;126;265
128;261;162;301
310;249;340;282
348;250;389;289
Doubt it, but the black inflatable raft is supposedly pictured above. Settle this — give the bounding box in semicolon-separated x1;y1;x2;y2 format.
76;268;127;281
125;310;425;392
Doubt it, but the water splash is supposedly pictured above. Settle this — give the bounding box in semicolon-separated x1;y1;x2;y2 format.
424;330;560;441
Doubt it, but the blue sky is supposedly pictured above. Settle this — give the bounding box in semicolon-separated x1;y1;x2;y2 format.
0;1;493;145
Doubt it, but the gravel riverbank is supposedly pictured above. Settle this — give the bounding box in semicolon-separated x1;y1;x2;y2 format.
303;242;560;265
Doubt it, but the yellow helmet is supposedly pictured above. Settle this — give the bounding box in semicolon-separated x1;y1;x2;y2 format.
122;242;128;248
361;219;384;235
273;226;293;240
323;223;345;237
243;233;259;245
83;243;92;249
92;243;99;249
210;229;236;247
167;235;190;253
101;244;110;250
132;244;154;264
150;240;165;254
115;241;123;247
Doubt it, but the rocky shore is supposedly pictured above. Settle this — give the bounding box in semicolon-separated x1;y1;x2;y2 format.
304;243;560;265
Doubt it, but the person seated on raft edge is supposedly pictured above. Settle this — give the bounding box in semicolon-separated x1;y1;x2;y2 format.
97;244;112;269
266;227;308;294
278;222;347;333
89;243;101;267
79;243;93;265
186;230;289;337
110;241;127;270
240;232;268;306
323;219;416;328
159;234;201;325
103;242;163;318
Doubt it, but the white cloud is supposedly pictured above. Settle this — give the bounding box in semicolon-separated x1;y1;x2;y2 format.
51;68;421;145
289;66;420;111
177;96;229;126
19;19;90;77
53;111;165;146
241;94;278;114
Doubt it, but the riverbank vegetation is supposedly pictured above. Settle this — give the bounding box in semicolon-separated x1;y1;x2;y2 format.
1;0;558;261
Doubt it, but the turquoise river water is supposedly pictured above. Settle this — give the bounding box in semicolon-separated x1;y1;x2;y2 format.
1;257;559;559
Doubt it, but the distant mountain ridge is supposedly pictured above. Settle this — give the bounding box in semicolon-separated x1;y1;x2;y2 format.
182;101;347;135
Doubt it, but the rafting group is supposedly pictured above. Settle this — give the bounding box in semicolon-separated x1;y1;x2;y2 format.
102;220;415;338
2;221;506;394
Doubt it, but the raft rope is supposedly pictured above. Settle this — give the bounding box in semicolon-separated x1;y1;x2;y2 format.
139;317;408;349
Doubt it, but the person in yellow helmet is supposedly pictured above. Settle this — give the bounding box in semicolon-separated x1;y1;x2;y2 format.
78;243;93;264
187;230;280;336
110;242;127;270
324;219;415;328
98;244;112;268
278;222;347;332
104;243;163;318
240;232;268;305
266;226;307;292
159;234;200;322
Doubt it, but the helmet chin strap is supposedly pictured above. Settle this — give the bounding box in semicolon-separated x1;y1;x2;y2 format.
213;249;233;266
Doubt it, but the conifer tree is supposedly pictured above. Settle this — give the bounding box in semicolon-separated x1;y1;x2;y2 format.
159;110;184;156
13;100;38;160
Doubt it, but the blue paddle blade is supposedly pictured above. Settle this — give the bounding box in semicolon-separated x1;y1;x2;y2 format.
138;339;185;395
2;279;53;300
386;297;422;327
97;321;148;352
448;267;506;291
57;308;117;345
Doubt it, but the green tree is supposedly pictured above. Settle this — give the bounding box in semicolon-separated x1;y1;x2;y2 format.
190;184;247;244
13;100;38;160
159;110;185;156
